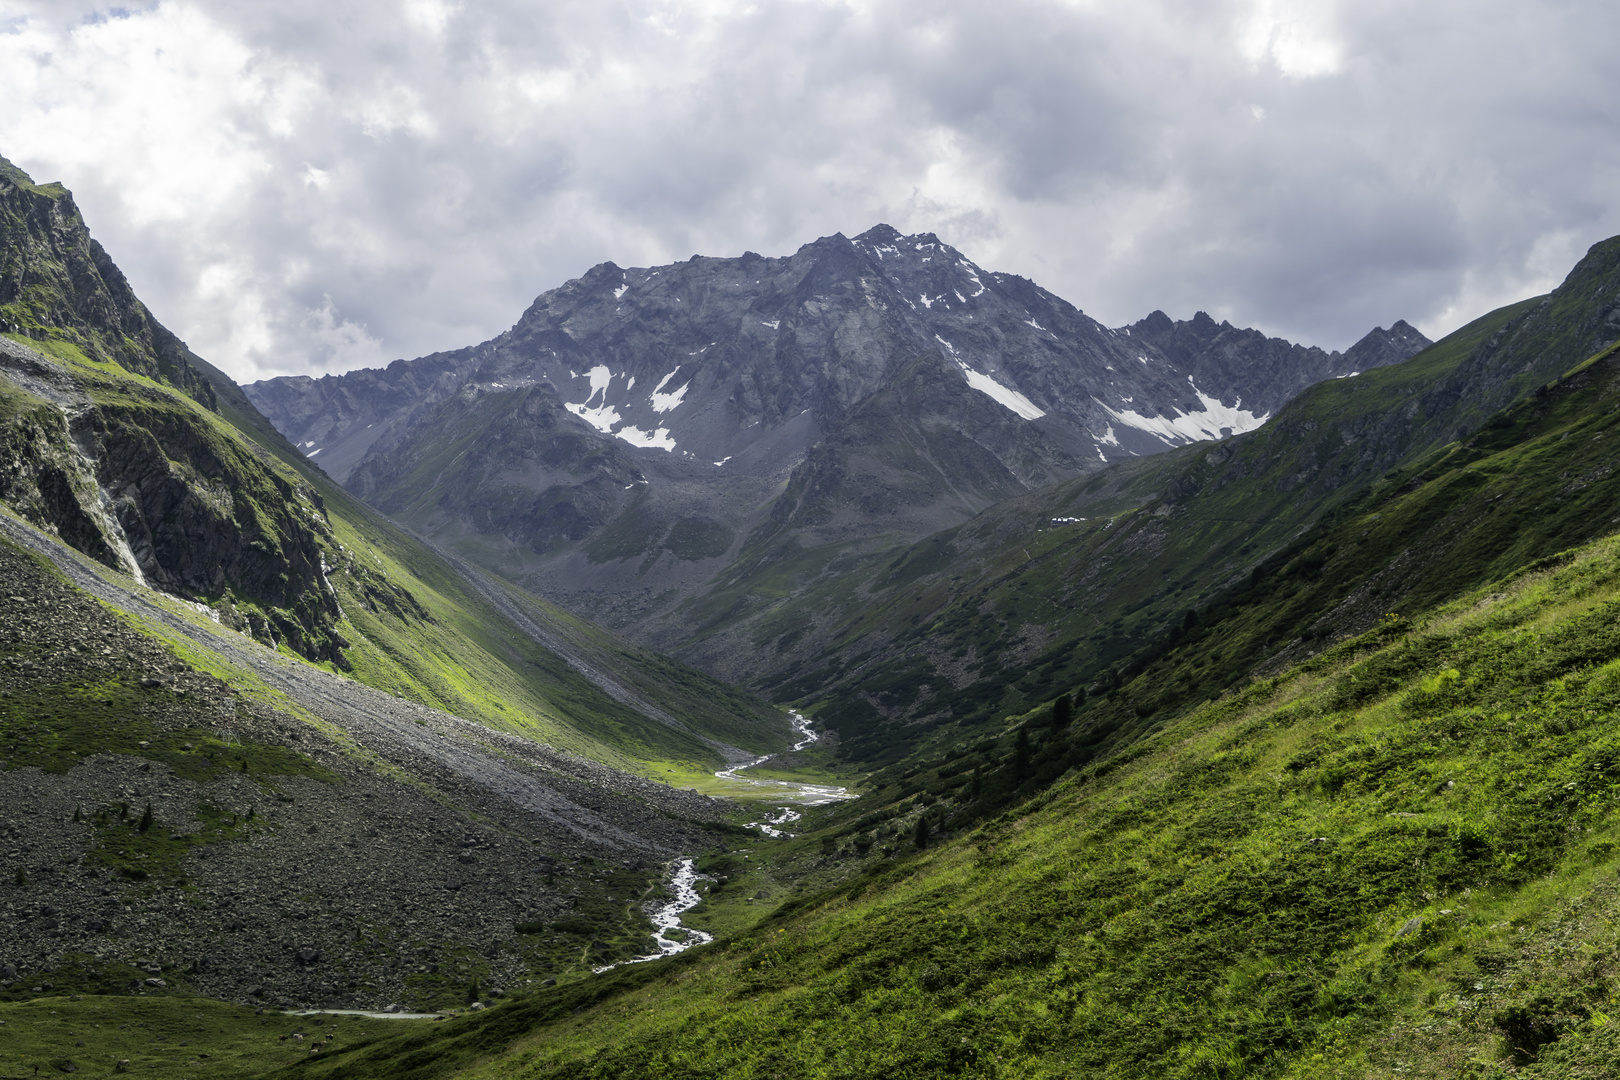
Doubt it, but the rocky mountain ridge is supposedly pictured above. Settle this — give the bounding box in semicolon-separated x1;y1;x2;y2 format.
246;225;1428;649
0;155;215;408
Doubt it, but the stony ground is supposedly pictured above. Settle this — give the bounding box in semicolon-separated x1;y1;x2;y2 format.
0;513;734;1012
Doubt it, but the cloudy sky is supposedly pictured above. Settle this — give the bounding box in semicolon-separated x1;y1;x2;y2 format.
1;0;1616;383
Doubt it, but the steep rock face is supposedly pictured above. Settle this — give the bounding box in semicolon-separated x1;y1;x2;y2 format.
0;156;358;660
247;224;1428;643
0;338;346;662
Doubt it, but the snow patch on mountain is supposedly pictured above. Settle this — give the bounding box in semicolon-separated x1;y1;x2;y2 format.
935;335;1045;420
960;365;1044;420
564;364;679;449
1098;379;1269;445
616;425;676;451
650;367;690;413
566;365;624;433
959;260;988;297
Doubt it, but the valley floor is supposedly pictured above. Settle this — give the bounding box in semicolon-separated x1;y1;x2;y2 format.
125;526;1620;1080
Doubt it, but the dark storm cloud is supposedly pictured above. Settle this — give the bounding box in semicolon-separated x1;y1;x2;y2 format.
1;0;1617;379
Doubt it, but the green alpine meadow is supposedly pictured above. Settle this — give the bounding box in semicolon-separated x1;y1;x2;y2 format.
9;142;1620;1080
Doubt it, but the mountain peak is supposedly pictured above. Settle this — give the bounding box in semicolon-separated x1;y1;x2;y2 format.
1136;310;1176;336
855;223;904;244
1344;319;1433;369
853;224;953;254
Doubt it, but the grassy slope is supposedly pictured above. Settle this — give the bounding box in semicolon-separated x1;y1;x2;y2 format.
0;995;433;1078
247;522;1620;1079
6;333;785;772
1079;325;1620;756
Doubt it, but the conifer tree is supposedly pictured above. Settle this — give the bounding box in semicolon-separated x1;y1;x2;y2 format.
1051;694;1073;731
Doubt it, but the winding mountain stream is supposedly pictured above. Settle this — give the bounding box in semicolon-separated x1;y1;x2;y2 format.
594;857;714;972
715;711;855;809
601;713;856;971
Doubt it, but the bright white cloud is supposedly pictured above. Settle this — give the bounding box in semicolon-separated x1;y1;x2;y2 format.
0;0;1615;383
1240;0;1343;77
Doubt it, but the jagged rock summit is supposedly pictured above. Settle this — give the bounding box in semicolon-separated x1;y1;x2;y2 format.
253;225;1423;479
247;225;1430;643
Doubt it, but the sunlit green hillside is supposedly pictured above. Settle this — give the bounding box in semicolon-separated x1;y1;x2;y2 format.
246;514;1620;1078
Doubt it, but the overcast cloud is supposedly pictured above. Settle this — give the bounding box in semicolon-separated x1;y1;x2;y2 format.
1;0;1617;381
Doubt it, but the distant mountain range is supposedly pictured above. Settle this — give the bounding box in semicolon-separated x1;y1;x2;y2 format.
246;224;1429;645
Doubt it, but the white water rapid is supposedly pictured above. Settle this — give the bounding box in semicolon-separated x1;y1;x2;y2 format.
594;857;714;972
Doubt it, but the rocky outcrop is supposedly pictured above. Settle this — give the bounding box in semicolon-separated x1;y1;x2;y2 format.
0;337;345;662
0;155;215;408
